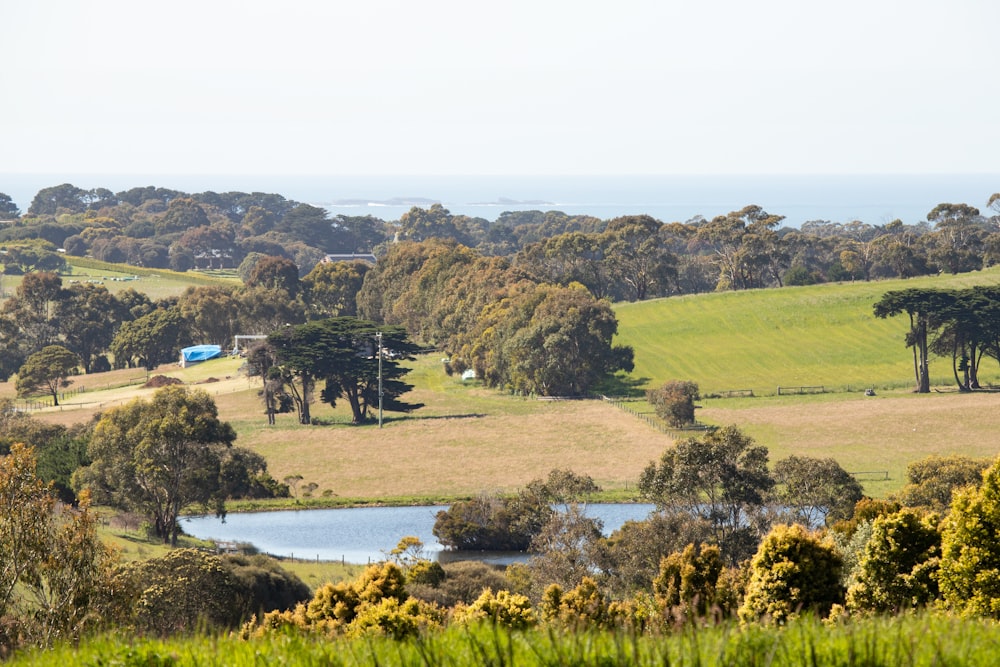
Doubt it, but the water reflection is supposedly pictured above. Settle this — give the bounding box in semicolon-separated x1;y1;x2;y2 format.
181;504;655;564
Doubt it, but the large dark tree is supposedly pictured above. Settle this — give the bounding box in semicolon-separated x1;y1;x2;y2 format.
301;260;369;318
245;255;300;298
873;288;954;393
276;204;332;250
267;317;422;425
15;345;80;407
27;184;91;215
177;285;242;348
109;307;188;370
0;193;20;219
460;283;634;396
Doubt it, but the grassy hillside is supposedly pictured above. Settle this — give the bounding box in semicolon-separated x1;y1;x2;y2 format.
614;267;1000;396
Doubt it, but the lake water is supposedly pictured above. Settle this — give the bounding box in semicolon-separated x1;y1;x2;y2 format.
181;504;656;564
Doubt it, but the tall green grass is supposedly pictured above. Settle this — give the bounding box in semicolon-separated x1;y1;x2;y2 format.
614;269;1000;395
15;613;1000;666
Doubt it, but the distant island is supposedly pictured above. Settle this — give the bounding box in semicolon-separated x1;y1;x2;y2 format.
331;196;440;206
330;196;555;207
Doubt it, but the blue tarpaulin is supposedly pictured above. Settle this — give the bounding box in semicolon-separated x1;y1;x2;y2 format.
180;344;222;365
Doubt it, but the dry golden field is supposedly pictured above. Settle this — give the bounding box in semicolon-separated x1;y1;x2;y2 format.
11;354;1000;501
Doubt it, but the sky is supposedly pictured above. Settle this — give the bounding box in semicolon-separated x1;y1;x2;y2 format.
2;0;999;178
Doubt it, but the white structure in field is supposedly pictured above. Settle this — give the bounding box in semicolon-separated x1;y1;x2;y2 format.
232;335;268;355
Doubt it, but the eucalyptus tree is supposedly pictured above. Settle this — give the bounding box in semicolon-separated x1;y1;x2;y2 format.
638;425;774;564
15;345;80;407
76;386;240;546
109;306;188;370
460;283;634;396
301;259;370;318
696;205;786;290
925;202;986;274
600;214;677;301
55;282;129;373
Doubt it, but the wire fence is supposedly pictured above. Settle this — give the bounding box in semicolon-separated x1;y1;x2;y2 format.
598;395;711;436
10;374;147;412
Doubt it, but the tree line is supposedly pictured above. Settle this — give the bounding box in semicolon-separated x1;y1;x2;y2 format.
2;237;635;403
3;185;1000;301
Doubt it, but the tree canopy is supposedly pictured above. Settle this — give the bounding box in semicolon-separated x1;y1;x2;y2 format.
265;317;422;424
874;286;1000;392
75;386;240;545
15;345;80;406
638;425;774;564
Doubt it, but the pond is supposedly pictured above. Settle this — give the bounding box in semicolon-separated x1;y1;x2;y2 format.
181;503;657;565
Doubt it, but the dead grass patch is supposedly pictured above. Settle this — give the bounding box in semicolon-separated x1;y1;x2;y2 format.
240;400;672;499
701;389;1000;495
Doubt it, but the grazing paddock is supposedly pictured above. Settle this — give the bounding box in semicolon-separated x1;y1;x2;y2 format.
614;267;1000;396
699;389;1000;496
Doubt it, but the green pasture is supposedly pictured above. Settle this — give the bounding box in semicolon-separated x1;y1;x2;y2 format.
614;268;1000;396
1;257;237;303
65;256;238;299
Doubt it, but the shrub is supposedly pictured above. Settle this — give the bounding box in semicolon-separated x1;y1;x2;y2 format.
305;581;360;630
646;380;699;427
251;561;418;637
353;562;408;606
407;560;446;587
653;543;725;620
347;597;443;639
831;497;901;538
113;549;248;635
433;490;552;551
454;588;536;630
896;454;990;515
597;510;714;597
220;554;312;618
739;524;844;624
938;456;1000;618
845;509;941;614
408;560;508;608
540;577;611;629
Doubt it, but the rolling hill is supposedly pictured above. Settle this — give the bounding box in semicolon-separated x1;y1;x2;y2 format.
613;267;1000;396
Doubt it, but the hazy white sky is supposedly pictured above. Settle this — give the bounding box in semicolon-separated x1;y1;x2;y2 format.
2;0;998;176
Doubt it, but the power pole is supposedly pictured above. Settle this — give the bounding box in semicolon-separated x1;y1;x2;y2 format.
375;331;383;428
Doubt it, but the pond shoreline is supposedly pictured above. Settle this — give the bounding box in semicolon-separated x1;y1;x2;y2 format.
215;490;646;516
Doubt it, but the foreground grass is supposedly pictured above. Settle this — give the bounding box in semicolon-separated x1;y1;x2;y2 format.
15;613;1000;666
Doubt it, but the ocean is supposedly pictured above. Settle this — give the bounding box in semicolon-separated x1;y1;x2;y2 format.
2;173;997;228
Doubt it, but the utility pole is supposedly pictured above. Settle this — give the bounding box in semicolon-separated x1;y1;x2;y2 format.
375;331;383;428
